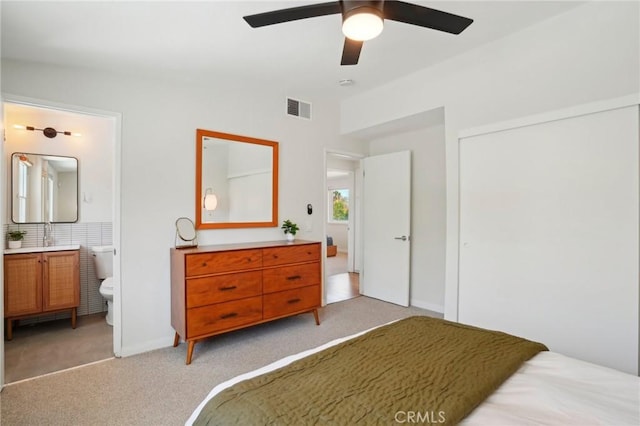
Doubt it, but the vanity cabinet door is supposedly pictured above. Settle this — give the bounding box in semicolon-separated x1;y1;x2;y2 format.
4;253;43;317
42;250;80;312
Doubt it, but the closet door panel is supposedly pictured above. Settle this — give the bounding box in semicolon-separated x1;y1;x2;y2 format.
458;105;639;374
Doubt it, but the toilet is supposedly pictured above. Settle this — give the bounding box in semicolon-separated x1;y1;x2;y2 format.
91;245;114;326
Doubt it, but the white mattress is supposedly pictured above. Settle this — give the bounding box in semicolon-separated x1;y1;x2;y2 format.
463;351;639;425
187;324;640;425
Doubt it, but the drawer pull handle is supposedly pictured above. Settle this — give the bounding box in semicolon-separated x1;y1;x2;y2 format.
201;262;207;267
219;285;237;291
287;298;301;304
220;312;238;319
286;275;302;281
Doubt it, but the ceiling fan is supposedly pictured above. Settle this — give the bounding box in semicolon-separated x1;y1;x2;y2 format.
243;0;473;66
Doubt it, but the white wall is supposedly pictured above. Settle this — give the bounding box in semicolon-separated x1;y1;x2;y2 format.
341;1;640;319
4;104;114;223
369;122;446;313
1;59;362;356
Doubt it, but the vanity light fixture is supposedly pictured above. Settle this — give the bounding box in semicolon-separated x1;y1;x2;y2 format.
13;124;81;138
203;188;218;211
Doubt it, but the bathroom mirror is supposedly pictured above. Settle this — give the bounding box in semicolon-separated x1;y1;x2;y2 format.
196;129;278;229
11;152;78;223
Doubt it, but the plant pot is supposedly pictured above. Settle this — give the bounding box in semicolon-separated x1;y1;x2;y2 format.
286;233;295;242
8;240;22;249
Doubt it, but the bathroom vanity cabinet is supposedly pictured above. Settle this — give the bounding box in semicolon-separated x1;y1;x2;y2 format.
171;240;321;364
4;249;80;340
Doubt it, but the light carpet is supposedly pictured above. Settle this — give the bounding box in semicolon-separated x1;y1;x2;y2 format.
0;296;438;425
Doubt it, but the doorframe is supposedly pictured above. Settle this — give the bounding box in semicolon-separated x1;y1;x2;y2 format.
0;94;122;389
1;94;5;389
323;148;364;305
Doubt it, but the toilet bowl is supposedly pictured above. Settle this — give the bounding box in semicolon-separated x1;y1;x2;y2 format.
99;277;114;326
91;245;114;326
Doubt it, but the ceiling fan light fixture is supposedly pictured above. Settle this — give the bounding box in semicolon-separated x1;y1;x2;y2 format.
342;7;383;41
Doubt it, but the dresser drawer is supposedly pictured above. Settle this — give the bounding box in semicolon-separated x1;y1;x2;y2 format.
263;263;320;293
263;285;320;319
262;244;320;267
187;296;262;337
186;249;262;276
186;271;262;308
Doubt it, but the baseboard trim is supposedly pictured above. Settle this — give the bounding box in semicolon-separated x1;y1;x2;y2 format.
411;299;444;315
119;336;175;357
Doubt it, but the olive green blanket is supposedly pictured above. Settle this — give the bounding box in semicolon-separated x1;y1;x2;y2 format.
194;316;547;425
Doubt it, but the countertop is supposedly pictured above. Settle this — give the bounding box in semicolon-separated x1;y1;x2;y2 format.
4;244;81;255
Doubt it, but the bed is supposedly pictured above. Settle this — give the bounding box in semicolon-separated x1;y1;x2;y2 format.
187;316;640;425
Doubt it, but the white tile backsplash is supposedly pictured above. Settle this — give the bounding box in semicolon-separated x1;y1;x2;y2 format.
3;222;112;324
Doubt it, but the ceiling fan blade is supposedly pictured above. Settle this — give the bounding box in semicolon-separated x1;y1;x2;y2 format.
341;38;363;66
383;0;473;34
243;1;342;28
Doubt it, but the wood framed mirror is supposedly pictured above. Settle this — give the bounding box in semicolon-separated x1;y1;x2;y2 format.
196;129;279;229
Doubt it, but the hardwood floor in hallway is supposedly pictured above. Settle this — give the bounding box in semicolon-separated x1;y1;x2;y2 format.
325;252;360;304
326;272;360;304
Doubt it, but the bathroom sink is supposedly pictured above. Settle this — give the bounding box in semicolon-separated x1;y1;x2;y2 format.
4;244;81;255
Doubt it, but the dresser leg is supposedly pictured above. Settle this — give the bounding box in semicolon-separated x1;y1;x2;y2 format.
173;332;180;347
186;340;196;365
312;308;320;325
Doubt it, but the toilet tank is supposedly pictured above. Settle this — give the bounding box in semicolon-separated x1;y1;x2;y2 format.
91;245;113;279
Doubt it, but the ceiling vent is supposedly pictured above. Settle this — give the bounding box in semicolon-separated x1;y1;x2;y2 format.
287;98;311;120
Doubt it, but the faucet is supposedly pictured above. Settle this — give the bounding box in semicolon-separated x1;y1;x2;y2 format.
43;222;53;247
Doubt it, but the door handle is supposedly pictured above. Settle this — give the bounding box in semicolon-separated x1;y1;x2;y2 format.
394;236;408;241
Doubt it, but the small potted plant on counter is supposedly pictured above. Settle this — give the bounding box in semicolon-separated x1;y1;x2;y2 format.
281;219;299;242
7;230;27;249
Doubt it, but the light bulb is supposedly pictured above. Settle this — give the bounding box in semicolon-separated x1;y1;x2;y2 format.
342;10;383;41
204;192;218;211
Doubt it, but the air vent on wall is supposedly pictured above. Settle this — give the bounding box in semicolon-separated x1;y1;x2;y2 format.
287;98;311;120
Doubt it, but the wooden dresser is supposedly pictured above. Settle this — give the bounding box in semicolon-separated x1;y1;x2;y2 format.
170;240;321;364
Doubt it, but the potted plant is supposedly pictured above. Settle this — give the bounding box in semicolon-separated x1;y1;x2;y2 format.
281;219;299;242
7;230;27;249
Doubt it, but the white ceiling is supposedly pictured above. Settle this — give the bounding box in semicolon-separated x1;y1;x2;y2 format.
1;1;583;101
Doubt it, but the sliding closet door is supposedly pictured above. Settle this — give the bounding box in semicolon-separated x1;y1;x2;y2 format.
458;105;639;375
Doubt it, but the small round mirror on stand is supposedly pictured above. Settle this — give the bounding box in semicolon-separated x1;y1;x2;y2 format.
175;217;198;248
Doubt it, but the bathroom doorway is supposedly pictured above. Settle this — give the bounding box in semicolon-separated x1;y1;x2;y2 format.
1;99;120;383
325;151;362;304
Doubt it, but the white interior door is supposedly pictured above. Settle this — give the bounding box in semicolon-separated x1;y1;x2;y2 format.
347;170;356;272
362;151;411;306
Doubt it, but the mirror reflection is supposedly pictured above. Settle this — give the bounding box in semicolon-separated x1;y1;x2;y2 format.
196;129;278;229
11;152;78;223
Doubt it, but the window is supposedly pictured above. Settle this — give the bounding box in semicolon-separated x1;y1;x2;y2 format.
17;162;28;222
47;175;54;222
329;189;349;223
